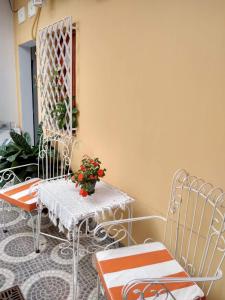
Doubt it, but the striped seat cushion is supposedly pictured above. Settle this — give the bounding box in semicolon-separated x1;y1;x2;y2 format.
96;242;205;300
0;178;40;212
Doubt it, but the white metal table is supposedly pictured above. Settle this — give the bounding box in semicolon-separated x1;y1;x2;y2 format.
36;178;134;300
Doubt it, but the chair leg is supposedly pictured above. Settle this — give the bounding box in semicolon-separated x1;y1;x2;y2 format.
35;205;42;253
2;201;8;233
97;276;100;299
28;212;38;253
72;229;79;300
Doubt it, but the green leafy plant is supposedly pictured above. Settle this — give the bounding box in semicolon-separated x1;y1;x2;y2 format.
51;97;78;130
0;124;43;187
47;66;79;131
38;64;79;132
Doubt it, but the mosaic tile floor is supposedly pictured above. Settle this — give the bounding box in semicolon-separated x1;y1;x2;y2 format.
0;206;106;300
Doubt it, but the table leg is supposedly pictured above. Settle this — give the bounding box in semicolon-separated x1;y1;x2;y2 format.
72;216;92;300
127;203;133;246
72;228;78;300
28;212;38;252
97;276;100;298
2;201;8;233
35;203;42;253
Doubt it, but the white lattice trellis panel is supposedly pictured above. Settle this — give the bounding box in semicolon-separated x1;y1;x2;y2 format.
38;17;73;135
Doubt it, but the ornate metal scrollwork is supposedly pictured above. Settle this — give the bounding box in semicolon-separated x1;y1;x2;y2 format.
0;169;20;187
122;280;176;300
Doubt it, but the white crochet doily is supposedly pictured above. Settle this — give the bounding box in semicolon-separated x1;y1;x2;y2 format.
39;179;134;232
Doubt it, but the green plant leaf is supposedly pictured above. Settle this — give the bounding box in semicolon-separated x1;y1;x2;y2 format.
23;132;31;145
0;160;10;170
0;148;7;156
36;122;43;145
7;151;22;162
0;125;43;180
10;130;33;154
58;118;64;129
72;107;78;114
11;161;19;167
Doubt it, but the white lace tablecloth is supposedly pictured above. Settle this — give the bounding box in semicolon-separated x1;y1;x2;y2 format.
39;179;134;232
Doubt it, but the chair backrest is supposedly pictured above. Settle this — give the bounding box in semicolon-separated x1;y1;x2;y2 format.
38;130;75;180
164;169;225;295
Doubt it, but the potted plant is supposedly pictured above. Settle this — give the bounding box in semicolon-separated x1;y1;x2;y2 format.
71;156;106;197
51;97;78;130
49;67;79;131
0;124;43;187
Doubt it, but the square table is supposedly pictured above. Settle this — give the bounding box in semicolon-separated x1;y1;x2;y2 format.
36;178;134;300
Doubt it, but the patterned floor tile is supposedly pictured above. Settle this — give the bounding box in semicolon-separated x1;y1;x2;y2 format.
0;206;106;300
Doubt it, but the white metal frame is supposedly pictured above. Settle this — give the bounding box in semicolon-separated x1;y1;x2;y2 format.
0;164;38;251
73;204;133;298
38;129;74;180
38;17;73;135
94;169;225;299
36;183;133;300
0;131;75;252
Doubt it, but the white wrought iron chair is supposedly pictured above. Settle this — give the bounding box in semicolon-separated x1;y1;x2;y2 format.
94;169;225;300
0;130;74;252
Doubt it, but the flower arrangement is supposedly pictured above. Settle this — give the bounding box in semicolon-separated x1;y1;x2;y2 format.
71;156;106;197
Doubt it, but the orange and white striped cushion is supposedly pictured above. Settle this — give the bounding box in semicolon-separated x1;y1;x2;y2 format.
0;178;40;212
96;242;205;300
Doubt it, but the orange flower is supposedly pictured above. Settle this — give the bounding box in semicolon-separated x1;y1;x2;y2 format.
79;189;88;197
78;173;84;182
98;169;104;177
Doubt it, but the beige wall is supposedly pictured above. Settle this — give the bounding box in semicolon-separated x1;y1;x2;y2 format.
13;0;225;298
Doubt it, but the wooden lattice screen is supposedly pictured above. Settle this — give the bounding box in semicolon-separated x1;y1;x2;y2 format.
38;17;74;135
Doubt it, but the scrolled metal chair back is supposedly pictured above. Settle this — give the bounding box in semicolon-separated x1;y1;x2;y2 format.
38;130;75;180
164;169;225;295
0;168;21;188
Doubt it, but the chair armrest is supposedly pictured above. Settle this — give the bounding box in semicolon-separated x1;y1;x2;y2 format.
122;270;222;299
0;163;39;186
94;215;166;248
94;215;166;235
0;163;38;174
